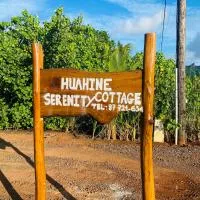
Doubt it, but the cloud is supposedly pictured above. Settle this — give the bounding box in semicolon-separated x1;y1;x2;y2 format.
82;0;166;37
0;0;46;21
186;51;200;66
105;0;164;15
0;0;199;64
104;0;200;64
188;32;200;59
101;0;173;39
115;11;163;34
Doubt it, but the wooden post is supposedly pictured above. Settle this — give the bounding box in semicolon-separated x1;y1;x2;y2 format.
141;33;156;200
32;43;46;200
177;0;186;145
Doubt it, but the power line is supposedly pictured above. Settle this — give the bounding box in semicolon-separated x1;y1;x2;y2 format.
161;0;167;52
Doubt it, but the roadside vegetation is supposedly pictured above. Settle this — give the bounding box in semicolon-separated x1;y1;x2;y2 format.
0;8;199;142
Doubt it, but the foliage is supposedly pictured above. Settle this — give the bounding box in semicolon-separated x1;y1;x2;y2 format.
108;43;132;72
0;98;9;129
185;75;200;140
186;64;200;76
0;8;114;130
0;10;41;129
116;112;141;141
154;53;176;131
43;8;113;72
129;52;177;132
131;52;200;139
0;8;199;142
106;43;139;140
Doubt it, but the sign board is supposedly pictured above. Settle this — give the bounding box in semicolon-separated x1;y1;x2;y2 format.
40;69;143;123
32;33;156;200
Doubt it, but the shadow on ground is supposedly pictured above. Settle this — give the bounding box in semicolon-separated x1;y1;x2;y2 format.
0;138;76;200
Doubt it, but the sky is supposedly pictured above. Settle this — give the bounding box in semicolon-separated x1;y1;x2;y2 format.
0;0;200;65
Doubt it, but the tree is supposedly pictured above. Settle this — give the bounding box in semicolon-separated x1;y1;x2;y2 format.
0;8;115;130
129;52;177;140
185;75;200;141
108;43;132;72
107;43;132;140
0;8;198;143
0;10;41;128
42;8;115;131
43;8;113;72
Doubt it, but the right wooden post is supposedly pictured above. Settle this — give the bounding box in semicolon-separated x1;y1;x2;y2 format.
141;33;156;200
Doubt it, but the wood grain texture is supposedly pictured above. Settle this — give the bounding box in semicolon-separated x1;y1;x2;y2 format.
141;33;156;200
32;43;46;200
40;69;142;124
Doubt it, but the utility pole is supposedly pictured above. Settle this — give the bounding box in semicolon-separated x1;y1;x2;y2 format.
176;0;186;145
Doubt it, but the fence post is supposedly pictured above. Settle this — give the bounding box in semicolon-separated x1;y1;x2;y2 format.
141;33;156;200
32;43;46;200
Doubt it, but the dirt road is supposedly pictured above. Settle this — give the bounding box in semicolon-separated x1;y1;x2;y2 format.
0;131;200;200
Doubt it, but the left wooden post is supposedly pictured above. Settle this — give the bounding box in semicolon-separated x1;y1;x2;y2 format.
32;43;46;200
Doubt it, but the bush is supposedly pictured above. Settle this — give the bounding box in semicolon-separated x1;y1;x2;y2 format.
0;9;199;142
0;9;114;130
186;75;200;140
0;99;9;129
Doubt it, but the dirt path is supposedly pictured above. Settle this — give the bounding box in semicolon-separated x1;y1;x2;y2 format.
0;131;200;200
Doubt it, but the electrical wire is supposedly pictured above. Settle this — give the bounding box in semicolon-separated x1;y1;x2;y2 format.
161;0;167;52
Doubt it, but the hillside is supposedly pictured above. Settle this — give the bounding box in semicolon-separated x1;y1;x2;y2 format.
186;63;200;76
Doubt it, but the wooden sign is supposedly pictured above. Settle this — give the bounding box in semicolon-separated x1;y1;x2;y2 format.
32;33;156;200
40;69;142;123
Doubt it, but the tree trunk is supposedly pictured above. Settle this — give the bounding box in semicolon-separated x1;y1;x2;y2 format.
107;120;116;140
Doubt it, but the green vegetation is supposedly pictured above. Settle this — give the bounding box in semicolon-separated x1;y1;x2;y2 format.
0;8;199;141
186;75;200;140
